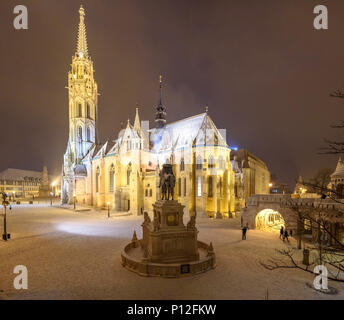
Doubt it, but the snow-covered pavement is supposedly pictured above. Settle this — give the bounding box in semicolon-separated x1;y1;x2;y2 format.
0;205;343;300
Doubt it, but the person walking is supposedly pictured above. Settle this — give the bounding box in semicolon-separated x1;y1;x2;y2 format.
242;225;248;240
279;226;284;239
284;229;289;242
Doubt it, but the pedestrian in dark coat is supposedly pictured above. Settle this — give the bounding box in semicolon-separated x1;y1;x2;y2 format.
242;226;248;240
284;230;289;242
279;226;284;239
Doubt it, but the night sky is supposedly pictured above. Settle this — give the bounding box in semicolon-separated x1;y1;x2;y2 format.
0;0;343;186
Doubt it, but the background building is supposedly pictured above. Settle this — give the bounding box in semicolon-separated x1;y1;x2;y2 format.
0;167;60;200
330;157;344;198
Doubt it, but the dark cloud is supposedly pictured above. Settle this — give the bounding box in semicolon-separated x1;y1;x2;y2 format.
0;0;342;185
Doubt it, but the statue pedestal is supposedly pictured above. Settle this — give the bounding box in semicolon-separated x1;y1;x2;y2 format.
121;200;216;277
144;200;199;263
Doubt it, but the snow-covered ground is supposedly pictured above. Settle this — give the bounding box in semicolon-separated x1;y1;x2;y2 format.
0;204;343;300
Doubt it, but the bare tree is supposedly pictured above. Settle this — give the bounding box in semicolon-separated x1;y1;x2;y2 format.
260;89;344;285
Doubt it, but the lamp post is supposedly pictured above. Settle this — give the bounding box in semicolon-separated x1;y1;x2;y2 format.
107;201;110;218
73;193;76;211
1;193;10;241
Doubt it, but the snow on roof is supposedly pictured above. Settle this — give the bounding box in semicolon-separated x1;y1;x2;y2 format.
150;113;228;152
332;157;344;178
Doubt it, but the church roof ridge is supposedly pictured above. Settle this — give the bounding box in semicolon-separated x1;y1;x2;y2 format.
149;112;207;132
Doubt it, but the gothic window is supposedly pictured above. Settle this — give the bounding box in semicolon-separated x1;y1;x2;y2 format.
180;158;185;171
178;178;181;197
96;167;100;193
219;177;222;196
234;182;238;197
184;178;187;196
197;176;202;197
78;103;82;117
86;127;91;141
127;164;131;185
208;176;213;197
196;156;202;170
78;126;83;141
86;103;91;119
208;155;215;168
166;158;170;164
109;165;115;193
145;189;148;197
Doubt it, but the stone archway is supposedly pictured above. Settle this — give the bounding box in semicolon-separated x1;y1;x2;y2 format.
255;208;285;232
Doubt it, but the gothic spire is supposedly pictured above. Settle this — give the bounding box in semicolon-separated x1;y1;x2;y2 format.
76;5;88;58
134;105;141;132
155;75;166;129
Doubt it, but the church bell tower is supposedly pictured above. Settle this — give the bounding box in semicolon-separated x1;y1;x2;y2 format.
62;5;98;203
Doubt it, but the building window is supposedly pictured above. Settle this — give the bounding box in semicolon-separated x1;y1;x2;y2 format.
127;165;131;185
150;189;152;197
86;103;91;118
78;103;82;117
178;178;181;197
86;127;91;141
196;156;202;170
208;156;215;168
180;158;185;171
145;189;148;197
197;176;202;197
109;165;115;192
78;126;83;141
96;167;100;193
219;177;222;196
208;176;213;197
184;178;186;197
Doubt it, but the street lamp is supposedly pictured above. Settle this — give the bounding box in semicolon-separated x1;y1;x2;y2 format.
73;192;76;211
1;192;11;241
107;201;110;218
